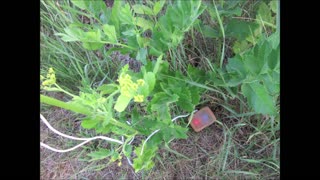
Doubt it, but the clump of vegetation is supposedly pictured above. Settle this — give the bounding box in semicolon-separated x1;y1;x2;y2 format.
41;0;279;178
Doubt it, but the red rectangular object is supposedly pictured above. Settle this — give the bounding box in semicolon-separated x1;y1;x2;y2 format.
190;107;216;132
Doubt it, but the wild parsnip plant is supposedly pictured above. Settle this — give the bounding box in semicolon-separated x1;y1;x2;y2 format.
41;55;206;172
41;0;279;177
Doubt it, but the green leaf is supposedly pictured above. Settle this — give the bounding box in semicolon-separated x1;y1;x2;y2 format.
135;17;153;31
256;2;274;25
243;54;262;75
81;30;104;50
97;84;118;95
71;1;108;21
110;126;128;136
110;152;121;162
131;107;140;125
132;4;154;15
268;31;280;49
133;143;158;172
267;47;280;70
151;0;205;53
127;35;140;49
100;5;112;24
114;94;132;112
232;40;251;54
119;3;135;25
176;89;194;112
241;82;276;115
82;30;102;42
82;42;104;50
87;149;113;162
198;24;220;38
96;125;112;134
153;54;163;74
150;92;179;121
122;29;136;37
71;92;101;109
70;0;87;10
244;40;271;75
226;56;247;78
86;1;108;21
124;144;132;157
144;72;156;93
189;88;201;105
261;73;279;95
55;32;79;42
106;98;114;120
136;34;149;48
187;65;207;83
99;98;114;127
102;24;117;43
225;20;260;41
81;119;100;129
110;0;122;37
255;38;272;72
149;46;163;56
219;7;242;17
272;70;280;84
170;125;188;139
136;48;148;65
56;26;84;42
269;1;277;13
153;1;166;15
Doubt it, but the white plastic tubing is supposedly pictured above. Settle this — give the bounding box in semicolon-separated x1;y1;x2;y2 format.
40;110;197;166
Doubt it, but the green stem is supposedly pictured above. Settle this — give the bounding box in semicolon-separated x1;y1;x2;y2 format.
54;84;77;97
159;74;227;98
213;0;225;68
106;90;120;100
40;94;91;115
110;118;138;133
99;41;136;50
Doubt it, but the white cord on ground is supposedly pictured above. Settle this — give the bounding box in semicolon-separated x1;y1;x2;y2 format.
41;110;197;166
140;129;160;155
171;110;198;122
41;140;91;153
126;157;133;166
40;114;123;153
41;114;87;141
40;114;123;144
128;136;135;145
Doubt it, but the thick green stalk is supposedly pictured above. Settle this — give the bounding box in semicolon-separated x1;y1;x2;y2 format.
40;94;91;115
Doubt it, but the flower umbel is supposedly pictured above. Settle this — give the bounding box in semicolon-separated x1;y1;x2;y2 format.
118;72;145;99
41;67;56;88
134;95;144;103
137;79;145;86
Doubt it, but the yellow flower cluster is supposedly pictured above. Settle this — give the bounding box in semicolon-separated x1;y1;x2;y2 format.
133;95;144;102
41;68;56;87
118;73;145;102
137;79;145;86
